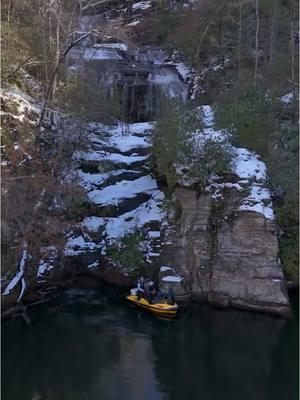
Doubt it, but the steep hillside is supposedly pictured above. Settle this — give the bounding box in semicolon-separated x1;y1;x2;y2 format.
1;0;298;317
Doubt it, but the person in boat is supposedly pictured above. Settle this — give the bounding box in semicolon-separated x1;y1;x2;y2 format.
167;287;175;305
136;277;145;299
147;281;157;303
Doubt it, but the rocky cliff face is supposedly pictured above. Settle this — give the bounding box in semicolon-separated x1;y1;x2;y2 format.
158;106;291;316
162;188;290;316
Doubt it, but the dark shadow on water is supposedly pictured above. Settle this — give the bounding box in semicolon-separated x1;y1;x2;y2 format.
2;291;299;400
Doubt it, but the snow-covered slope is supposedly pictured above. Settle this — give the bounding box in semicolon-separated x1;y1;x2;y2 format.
64;121;166;269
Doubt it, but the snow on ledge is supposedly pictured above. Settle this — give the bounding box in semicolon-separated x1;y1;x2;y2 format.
95;43;128;51
232;148;267;182
239;184;274;220
132;1;152;11
281;92;294;105
128;20;140;27
87;175;158;206
64;235;100;256
162;275;183;283
83;48;123;61
160;266;175;273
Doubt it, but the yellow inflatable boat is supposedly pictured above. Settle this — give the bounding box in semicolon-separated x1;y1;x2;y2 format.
126;295;179;317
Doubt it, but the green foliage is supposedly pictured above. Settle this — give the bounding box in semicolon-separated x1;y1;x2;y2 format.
190;139;232;185
279;233;299;281
156;10;180;45
105;232;145;275
214;84;277;158
153;99;231;192
214;82;299;280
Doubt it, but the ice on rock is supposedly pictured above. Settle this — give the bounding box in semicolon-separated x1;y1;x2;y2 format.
83;48;123;61
95;43;128;51
174;63;191;82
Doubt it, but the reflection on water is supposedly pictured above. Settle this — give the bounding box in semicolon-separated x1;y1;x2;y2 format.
2;291;299;400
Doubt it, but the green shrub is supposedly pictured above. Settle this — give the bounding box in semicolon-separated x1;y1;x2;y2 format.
279;234;299;281
153;99;231;192
105;232;145;275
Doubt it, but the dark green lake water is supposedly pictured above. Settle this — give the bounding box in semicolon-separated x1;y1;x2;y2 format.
2;290;299;400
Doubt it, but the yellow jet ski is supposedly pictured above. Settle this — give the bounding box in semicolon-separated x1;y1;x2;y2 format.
126;288;179;317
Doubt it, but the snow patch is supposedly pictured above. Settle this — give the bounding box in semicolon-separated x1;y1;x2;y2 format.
64;236;100;256
87;175;158;205
81;216;105;232
132;1;152;11
76;150;149;165
162;275;183;283
3;248;28;296
160;266;175;273
281;92;294;104
148;231;161;238
232;148;267;181
201;105;214;127
87;260;100;269
109;133;150;153
239;184;274;220
37;260;54;278
128;20;140;27
99;191;165;240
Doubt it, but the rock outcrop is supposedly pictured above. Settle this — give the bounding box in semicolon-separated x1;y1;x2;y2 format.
162;187;290;316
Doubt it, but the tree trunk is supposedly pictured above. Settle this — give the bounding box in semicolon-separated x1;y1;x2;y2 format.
193;2;225;66
290;0;296;86
269;0;278;65
38;32;91;128
238;0;242;80
51;9;61;104
254;0;260;82
42;13;49;84
7;0;12;27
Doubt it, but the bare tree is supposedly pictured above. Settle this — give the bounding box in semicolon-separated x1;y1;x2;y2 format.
37;31;91;128
290;0;296;86
238;0;243;80
269;0;278;66
254;0;260;82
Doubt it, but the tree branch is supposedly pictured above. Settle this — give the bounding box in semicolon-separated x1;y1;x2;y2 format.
3;56;34;82
37;31;91;128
